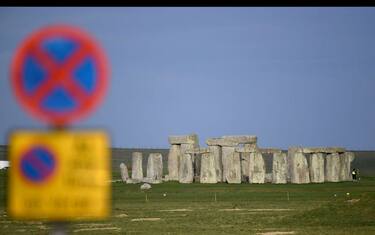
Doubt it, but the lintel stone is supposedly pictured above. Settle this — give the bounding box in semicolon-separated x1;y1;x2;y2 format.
302;147;346;154
206;138;238;147
185;148;210;154
222;135;257;144
235;147;281;154
168;134;199;144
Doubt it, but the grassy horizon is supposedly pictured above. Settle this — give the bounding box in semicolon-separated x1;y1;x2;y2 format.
1;170;375;234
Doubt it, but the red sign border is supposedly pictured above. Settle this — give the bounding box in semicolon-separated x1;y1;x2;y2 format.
11;24;109;126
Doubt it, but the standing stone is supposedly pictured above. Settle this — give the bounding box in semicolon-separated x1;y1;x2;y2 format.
167;144;180;181
249;152;266;184
221;146;241;184
240;143;257;183
200;151;217;183
288;148;310;184
120;163;129;182
309;153;325;183
179;143;194;183
208;145;223;182
241;152;250;182
193;152;201;182
339;152;355;181
146;153;163;183
325;153;341;182
131;152;143;182
169;134;199;184
272;152;287;184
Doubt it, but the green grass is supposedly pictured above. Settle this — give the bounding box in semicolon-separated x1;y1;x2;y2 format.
1;170;375;234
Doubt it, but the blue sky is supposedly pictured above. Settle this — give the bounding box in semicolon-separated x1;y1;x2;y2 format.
1;7;375;150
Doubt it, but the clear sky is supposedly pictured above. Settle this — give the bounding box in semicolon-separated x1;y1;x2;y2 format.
1;7;375;150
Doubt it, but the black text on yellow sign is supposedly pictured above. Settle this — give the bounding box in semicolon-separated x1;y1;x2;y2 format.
8;130;111;220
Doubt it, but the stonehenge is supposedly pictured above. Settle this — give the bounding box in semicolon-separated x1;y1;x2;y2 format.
120;163;129;182
145;153;163;184
309;153;325;183
288;147;310;184
123;134;356;185
130;152;143;183
168;134;199;183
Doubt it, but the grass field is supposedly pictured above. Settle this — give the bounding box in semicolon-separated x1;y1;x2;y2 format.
1;170;375;235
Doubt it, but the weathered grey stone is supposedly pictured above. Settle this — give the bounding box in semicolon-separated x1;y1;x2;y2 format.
272;152;288;184
249;152;266;184
302;147;346;154
143;178;163;184
260;148;283;154
222;135;257;144
179;143;194;183
240;152;250;182
236;147;281;154
325;153;341;182
185;148;210;154
309;153;325;183
168;134;199;145
339;152;355;181
200;151;217;183
206;138;238;147
236;147;255;153
194;154;201;183
265;173;273;183
222;146;241;184
146;153;163;183
131;152;143;182
120;163;129;182
140;183;152;190
167;144;180;181
288;149;310;184
208;145;223;182
240;143;258;182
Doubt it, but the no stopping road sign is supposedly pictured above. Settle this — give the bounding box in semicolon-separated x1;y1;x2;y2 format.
11;25;109;125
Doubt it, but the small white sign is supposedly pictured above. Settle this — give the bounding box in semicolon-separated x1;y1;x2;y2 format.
0;160;9;169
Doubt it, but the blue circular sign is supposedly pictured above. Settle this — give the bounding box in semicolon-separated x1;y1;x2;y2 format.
20;146;56;183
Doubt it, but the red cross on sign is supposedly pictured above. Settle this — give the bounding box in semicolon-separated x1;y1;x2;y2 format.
11;25;109;126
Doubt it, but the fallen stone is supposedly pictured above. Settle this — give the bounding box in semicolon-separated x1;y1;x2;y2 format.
140;183;152;190
126;179;141;184
200;151;217;183
339;152;355;181
131;152;143;181
309;153;325;183
325;153;341;182
167;144;180;181
142;178;163;184
249;152;266;184
120;163;129;182
272;152;288;184
222;146;241;184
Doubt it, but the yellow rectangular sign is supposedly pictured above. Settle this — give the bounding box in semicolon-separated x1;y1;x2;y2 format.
8;130;111;220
